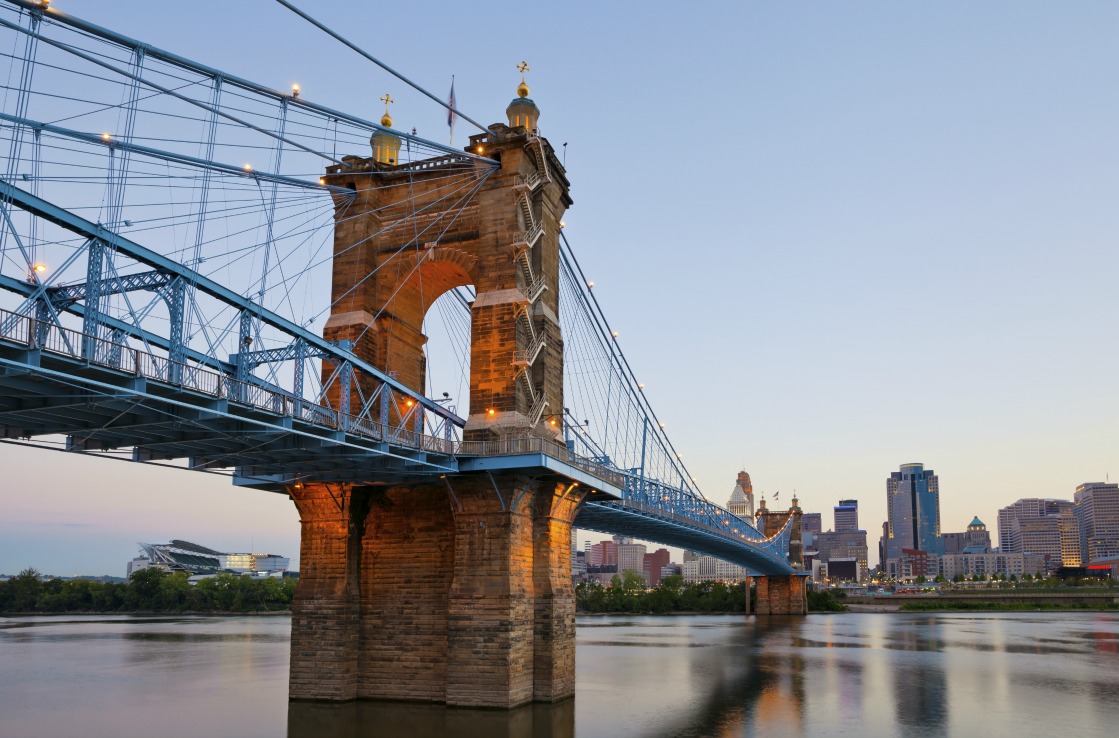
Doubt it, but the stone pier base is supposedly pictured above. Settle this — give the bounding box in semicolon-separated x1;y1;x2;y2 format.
288;476;584;708
755;575;808;616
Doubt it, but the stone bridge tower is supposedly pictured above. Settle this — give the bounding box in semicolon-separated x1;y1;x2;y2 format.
288;75;589;709
754;494;808;615
320;79;570;441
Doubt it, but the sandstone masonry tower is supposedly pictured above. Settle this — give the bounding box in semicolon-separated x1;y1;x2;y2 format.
754;493;808;615
287;72;588;708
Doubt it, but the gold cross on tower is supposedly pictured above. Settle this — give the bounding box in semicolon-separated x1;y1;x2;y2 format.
379;93;394;114
517;61;530;80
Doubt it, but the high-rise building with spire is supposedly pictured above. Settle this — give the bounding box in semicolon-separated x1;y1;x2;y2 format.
727;471;754;519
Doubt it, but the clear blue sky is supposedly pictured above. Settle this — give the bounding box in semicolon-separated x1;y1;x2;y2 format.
2;0;1117;575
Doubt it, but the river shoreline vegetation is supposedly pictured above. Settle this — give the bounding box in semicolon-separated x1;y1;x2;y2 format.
898;600;1119;612
574;573;850;613
0;567;296;614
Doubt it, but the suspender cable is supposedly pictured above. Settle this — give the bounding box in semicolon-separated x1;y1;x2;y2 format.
273;0;492;135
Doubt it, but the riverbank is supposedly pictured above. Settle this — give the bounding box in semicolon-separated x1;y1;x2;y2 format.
0;610;292;618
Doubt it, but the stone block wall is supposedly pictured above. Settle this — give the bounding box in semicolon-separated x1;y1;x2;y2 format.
289;476;585;708
755;575;808;616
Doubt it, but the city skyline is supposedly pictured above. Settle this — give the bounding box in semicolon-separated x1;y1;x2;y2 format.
1;0;1117;575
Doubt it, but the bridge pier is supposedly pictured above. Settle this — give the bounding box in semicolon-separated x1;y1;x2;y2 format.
754;575;808;616
289;476;585;708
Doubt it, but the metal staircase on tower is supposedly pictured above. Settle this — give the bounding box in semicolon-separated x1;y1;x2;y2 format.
511;162;548;429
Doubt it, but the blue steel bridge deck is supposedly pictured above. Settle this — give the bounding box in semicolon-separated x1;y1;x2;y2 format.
0;309;795;575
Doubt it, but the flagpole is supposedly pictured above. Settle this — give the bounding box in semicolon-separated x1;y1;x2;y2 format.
448;75;456;147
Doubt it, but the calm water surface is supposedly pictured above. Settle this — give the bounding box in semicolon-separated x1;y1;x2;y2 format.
1;612;1117;737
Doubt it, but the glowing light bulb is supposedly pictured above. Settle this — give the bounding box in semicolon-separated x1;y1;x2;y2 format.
406;399;414;408
243;163;253;172
32;263;47;274
291;83;300;97
587;281;595;288
638;383;645;390
319;177;326;185
611;331;619;338
559;220;566;228
101;132;111;142
487;408;496;417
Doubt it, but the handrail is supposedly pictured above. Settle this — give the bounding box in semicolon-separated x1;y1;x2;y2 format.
0;305;629;488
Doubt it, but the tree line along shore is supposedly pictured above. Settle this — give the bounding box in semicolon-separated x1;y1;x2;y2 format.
0;567;296;614
576;573;847;613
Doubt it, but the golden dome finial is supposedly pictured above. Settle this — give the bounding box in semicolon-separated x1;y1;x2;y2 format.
516;60;530;98
379;93;394;127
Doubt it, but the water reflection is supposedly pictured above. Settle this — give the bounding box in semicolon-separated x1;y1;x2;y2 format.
287;699;574;738
2;613;1119;738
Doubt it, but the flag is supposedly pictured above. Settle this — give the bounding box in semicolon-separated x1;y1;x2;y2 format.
773;491;780;500
447;76;457;146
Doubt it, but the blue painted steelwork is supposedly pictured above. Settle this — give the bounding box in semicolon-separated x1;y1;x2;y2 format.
0;0;498;167
0;0;798;576
0;180;462;426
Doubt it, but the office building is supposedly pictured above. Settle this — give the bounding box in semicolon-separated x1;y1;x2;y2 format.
643;548;671;586
834;500;859;531
1075;482;1119;562
618;542;647;579
998;498;1073;552
682;555;749;583
1017;515;1081;572
939;551;1046;580
885;463;941;559
815;557;860;582
878;521;888;573
997;498;1081;571
801;512;823;535
813;529;869;579
941;517;992;555
727;471;755;519
587;540;618;568
884;548;938;582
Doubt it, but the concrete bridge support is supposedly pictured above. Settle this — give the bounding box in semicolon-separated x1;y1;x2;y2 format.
288;476;585;708
754;575;808;616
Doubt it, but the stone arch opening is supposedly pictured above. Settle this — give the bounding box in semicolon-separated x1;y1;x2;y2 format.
376;246;478;401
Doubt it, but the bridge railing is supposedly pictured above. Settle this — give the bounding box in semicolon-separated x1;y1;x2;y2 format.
0;306;460;453
456;435;629;489
0;307;629;481
597;497;764;547
3;309;640;487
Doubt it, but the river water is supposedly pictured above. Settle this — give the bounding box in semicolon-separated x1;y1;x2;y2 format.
1;612;1117;738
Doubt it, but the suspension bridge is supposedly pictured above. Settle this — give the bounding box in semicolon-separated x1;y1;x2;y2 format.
0;0;805;708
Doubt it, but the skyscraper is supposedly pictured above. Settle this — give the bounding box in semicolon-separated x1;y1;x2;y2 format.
1074;482;1119;562
727;471;754;520
997;498;1081;571
997;498;1072;553
834;499;859;531
801;513;823;535
885;463;941;560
